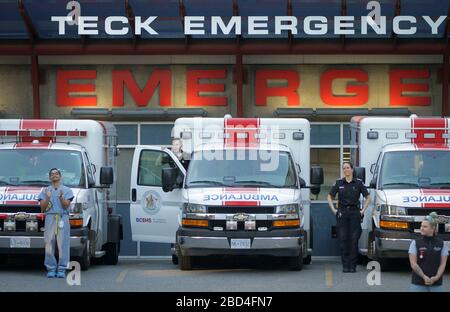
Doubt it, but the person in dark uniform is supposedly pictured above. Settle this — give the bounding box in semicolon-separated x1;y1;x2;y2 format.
409;212;448;292
327;161;371;273
171;138;190;170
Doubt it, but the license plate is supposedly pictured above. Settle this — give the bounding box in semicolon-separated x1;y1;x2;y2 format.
230;239;251;249
10;237;31;248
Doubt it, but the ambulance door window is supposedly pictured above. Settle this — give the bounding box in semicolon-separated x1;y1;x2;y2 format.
138;150;177;187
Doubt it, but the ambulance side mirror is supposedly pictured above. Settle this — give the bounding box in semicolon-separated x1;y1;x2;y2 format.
299;178;306;188
162;167;181;193
310;166;324;185
369;178;377;189
100;167;114;186
310;166;324;195
354;167;365;184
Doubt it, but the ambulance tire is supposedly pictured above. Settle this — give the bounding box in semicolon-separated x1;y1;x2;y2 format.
289;249;304;271
303;255;312;265
172;254;178;265
176;243;192;270
368;231;391;271
78;238;91;271
104;242;119;265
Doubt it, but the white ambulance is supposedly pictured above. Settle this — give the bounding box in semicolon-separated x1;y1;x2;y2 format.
350;116;450;268
0;119;122;270
130;116;323;270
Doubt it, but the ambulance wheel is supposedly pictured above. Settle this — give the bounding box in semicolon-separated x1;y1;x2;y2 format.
289;249;304;271
303;254;312;265
78;239;91;271
172;254;178;265
176;243;192;270
104;242;119;265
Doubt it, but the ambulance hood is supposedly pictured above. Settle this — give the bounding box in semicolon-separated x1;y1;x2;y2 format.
380;189;450;208
185;187;300;206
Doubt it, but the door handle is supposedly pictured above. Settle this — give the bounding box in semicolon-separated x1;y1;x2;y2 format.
131;188;137;202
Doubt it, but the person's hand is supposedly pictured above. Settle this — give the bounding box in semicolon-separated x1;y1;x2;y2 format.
423;276;433;285
58;190;64;200
429;276;439;285
46;191;51;198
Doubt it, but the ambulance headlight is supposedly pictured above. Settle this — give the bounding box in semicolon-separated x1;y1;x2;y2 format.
183;203;207;213
275;204;300;215
380;204;406;216
69;203;86;214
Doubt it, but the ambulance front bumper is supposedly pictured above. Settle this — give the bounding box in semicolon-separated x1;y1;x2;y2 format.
177;228;304;257
0;227;88;257
374;229;450;258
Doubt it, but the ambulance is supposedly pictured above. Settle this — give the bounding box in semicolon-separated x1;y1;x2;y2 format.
0;119;122;270
130;116;323;270
350;116;450;268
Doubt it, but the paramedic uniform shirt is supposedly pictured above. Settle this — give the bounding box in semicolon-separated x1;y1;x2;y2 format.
329;178;369;208
38;185;74;215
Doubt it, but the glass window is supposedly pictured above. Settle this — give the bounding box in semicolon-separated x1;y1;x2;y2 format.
115;125;137;145
138;150;176;187
116;149;134;201
311;125;340;145
343;125;351;145
186;150;297;188
140;124;173;145
310;148;340;200
380;151;450;189
0;150;85;188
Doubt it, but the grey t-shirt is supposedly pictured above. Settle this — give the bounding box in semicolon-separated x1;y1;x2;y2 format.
408;240;449;257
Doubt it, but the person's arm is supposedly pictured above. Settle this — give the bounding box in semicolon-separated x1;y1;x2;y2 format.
360;182;371;216
409;251;432;285
361;195;371;216
328;182;339;215
58;189;73;209
327;194;337;215
38;189;51;213
429;255;448;285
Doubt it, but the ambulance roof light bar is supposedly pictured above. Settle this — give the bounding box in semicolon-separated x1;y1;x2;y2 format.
0;130;87;137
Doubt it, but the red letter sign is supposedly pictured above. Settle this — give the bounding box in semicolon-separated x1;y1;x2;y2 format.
57;70;97;106
320;69;368;106
255;70;300;106
112;69;171;107
186;70;227;106
389;69;430;106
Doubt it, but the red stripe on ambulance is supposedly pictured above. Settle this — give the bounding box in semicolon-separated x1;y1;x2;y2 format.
421;189;450;208
224;118;260;148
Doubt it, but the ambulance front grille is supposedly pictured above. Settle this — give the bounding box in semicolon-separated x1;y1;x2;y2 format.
0;205;41;214
209;220;273;231
207;206;275;214
407;209;450;216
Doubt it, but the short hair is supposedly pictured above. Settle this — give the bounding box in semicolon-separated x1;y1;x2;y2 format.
342;161;354;169
49;168;61;176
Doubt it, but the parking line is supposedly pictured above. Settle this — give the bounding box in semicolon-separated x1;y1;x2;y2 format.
325;266;333;287
116;269;129;283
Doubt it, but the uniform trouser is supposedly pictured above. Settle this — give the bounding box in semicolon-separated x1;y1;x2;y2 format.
44;214;70;272
336;210;362;270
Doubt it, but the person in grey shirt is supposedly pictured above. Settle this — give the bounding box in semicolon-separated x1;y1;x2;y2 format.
408;212;448;292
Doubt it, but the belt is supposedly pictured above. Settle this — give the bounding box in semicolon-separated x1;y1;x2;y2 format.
339;205;359;211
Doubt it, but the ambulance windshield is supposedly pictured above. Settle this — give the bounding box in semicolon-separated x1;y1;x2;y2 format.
0;150;85;188
380;150;450;190
186;149;297;188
